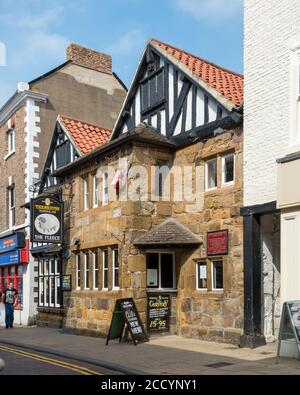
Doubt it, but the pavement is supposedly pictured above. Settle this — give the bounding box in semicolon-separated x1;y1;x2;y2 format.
0;325;300;375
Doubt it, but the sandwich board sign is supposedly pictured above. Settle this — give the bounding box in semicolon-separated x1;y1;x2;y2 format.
277;301;300;360
106;298;148;346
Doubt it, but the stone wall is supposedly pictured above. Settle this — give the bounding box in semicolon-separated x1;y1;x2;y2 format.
60;127;244;344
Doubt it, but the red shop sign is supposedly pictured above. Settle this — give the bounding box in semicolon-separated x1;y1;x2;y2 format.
207;230;229;256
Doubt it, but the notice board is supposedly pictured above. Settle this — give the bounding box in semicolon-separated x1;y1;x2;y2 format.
106;298;148;346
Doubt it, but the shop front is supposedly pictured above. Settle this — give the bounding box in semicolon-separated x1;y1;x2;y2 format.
0;232;29;326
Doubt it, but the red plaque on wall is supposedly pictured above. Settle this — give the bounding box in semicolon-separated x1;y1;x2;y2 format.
207;230;229;256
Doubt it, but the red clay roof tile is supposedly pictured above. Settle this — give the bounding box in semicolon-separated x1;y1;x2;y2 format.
150;39;243;106
60;115;112;155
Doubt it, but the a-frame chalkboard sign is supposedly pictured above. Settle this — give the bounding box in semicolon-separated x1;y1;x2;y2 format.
277;301;300;360
106;298;149;346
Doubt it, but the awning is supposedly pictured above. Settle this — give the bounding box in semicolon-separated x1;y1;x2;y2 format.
133;218;202;249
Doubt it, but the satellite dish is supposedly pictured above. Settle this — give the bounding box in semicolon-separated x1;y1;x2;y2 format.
63;249;72;260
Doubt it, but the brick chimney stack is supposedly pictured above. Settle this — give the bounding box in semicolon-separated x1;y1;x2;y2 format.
66;43;112;74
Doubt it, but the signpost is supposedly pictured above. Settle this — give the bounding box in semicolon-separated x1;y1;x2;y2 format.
147;295;171;333
106;298;148;346
277;301;300;360
30;196;64;244
61;275;72;292
207;230;229;256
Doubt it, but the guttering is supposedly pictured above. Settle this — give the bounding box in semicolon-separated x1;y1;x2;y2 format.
0;90;48;126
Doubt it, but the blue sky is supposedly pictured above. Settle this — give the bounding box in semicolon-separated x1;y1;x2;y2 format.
0;0;243;106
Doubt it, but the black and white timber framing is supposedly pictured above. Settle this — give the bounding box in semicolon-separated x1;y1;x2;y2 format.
111;41;237;142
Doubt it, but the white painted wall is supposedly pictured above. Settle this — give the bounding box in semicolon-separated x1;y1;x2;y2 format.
244;0;300;206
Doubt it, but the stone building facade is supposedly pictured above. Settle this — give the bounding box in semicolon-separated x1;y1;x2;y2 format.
52;122;244;344
0;43;126;326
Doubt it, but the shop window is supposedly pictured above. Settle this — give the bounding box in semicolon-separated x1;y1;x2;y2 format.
196;262;208;290
93;176;99;208
84;253;90;289
76;254;81;290
222;153;235;186
0;266;23;310
8;185;16;229
211;260;223;291
38;259;61;308
112;248;120;290
83;177;89;211
205;158;217;191
102;249;109;290
93;251;99;290
146;253;175;290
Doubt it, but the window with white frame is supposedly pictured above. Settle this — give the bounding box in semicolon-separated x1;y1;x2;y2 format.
102;172;108;206
112;248;120;290
7;129;15;155
93;251;99;290
222;153;235;186
211;260;223;291
205;158;217;191
8;185;15;228
93;175;99;208
84;253;90;289
83;177;89;211
196;261;208;290
146;252;175;290
38;258;61;308
102;249;109;290
76;254;81;290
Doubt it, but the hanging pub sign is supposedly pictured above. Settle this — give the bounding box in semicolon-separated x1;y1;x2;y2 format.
30;196;64;244
207;230;229;256
106;298;149;346
61;275;72;292
147;295;171;333
277;301;300;360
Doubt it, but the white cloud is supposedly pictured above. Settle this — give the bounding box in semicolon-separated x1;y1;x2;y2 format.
174;0;242;21
107;29;146;55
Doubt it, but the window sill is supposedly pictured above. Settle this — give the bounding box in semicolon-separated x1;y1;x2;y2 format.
146;289;177;293
5;151;15;161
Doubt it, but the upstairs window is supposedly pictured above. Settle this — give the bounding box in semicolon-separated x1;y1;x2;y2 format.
141;68;165;114
93;176;99;208
8;185;15;229
205;158;217;191
83;177;89;211
222;153;235;186
102;173;108;206
7;129;15;155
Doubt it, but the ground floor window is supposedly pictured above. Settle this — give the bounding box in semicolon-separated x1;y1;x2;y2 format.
0;265;23;310
93;251;99;290
38;258;62;308
102;249;109;290
146;252;175;290
112;248;119;290
196;259;224;292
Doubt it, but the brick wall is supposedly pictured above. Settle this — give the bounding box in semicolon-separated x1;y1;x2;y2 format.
244;0;300;206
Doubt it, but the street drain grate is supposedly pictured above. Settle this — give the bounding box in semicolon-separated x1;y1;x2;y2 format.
205;362;234;369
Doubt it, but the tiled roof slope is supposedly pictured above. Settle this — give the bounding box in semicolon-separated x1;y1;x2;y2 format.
150;39;244;106
59;115;112;155
134;218;202;247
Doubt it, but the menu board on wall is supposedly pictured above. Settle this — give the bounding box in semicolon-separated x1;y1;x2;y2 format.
147;295;171;332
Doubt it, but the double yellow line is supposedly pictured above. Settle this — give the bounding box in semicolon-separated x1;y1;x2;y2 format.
0;344;102;375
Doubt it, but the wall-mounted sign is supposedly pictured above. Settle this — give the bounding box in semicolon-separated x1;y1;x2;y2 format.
0;233;25;254
30;197;64;244
147;295;171;333
207;230;229;256
0;243;29;267
106;298;148;346
277;301;300;360
61;275;72;292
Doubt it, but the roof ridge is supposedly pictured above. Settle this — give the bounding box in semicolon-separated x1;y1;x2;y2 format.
150;38;244;79
59;114;112;132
